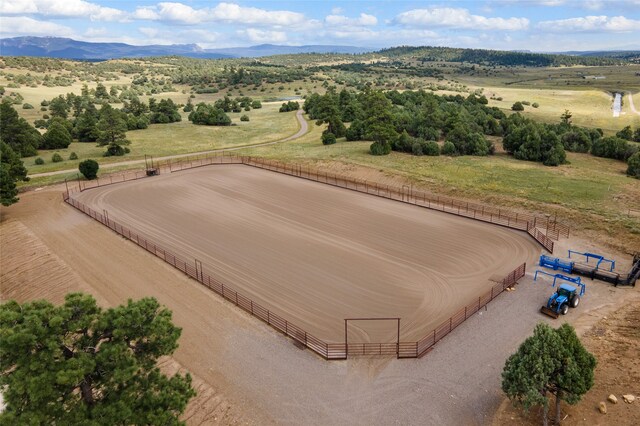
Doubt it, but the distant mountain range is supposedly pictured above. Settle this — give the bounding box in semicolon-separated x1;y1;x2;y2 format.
0;37;374;59
1;37;636;62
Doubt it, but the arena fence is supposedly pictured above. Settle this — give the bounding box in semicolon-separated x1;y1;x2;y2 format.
66;152;566;253
63;192;526;359
63;154;535;360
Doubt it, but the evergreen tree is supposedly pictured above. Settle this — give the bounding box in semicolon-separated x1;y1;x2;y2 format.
75;109;100;142
188;103;231;126
95;82;109;99
96;105;129;148
150;99;181;123
79;159;99;180
616;125;633;141
627;152;640;178
502;323;596;426
48;95;69;119
42;121;72;149
0;293;195;424
0;141;28;206
0;100;42;157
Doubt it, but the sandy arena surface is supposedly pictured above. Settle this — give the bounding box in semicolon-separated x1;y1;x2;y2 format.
73;165;540;343
2;181;638;425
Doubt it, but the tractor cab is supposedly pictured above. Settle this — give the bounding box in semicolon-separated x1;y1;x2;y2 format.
556;284;576;301
535;271;586;319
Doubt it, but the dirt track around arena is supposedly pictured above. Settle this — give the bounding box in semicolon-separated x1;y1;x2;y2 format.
73;164;540;343
3;180;637;425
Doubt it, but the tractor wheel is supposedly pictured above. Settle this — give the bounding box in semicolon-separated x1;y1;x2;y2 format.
570;295;580;308
561;304;569;315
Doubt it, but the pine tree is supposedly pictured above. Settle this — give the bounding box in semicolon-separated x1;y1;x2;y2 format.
502;323;596;426
96;105;129;147
0;141;28;206
42;121;72;149
0;293;196;424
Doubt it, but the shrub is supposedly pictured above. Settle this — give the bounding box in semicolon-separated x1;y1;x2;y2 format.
370;141;391;155
532;102;539;108
240;114;250;122
322;131;337;145
34;157;44;165
69;152;78;160
616;125;633;141
411;142;423;156
51;153;63;162
279;101;299;112
562;130;592;153
103;143;126;157
441;141;457;156
188;103;232;126
521;101;531;106
511;102;524;111
627;152;640;178
79;159;99;180
40;106;47;111
41;121;72;149
22;103;34;109
591;136;636;161
423;141;440;156
40;100;50;106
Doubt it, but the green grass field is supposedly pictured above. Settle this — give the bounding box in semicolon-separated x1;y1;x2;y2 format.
21;104;299;174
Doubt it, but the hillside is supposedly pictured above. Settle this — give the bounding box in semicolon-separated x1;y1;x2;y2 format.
0;37;372;60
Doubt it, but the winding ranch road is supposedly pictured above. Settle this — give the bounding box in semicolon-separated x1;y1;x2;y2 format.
30;109;308;178
628;92;640;116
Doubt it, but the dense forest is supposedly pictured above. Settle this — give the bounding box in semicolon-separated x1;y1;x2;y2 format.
376;46;625;67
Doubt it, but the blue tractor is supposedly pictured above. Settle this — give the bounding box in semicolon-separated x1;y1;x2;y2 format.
534;271;586;319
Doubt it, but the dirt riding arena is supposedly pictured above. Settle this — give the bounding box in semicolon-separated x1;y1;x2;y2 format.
74;164;540;345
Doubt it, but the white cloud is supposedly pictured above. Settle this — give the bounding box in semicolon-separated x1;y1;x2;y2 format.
0;0;127;22
331;7;344;15
238;28;287;44
132;8;160;21
138;27;160;38
132;2;307;27
538;15;640;32
325;13;377;27
210;2;306;26
0;1;38;14
393;7;529;31
84;27;107;37
0;16;75;37
324;28;438;44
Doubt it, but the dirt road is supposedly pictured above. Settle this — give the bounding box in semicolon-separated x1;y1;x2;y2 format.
2;178;636;425
628;92;640;116
29;110;308;178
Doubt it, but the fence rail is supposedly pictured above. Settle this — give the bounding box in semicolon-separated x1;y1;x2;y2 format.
66;152;567;250
61;152;547;359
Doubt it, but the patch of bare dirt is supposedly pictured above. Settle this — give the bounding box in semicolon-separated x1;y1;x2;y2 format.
493;300;640;426
0;187;263;425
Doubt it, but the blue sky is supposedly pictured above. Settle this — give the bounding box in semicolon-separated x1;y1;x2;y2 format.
1;1;639;51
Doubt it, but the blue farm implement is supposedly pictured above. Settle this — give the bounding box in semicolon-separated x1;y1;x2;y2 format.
539;254;574;274
538;251;639;287
534;271;586;319
568;250;615;271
